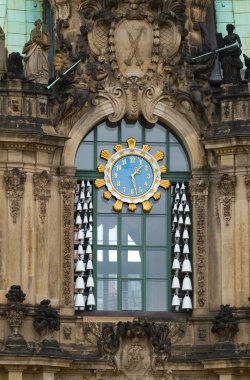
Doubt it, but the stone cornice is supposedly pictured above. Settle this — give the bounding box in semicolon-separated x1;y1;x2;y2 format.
203;137;250;155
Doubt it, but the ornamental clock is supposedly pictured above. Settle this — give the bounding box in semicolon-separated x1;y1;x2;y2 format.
95;137;171;212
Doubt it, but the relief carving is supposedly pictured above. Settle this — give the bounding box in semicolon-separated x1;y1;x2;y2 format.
4;168;27;223
217;174;236;226
55;0;71;24
51;0;213;130
245;175;250;201
33;171;51;224
189;178;209;308
59;176;77;306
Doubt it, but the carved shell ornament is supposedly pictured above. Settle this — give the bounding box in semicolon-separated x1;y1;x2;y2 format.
95;137;171;212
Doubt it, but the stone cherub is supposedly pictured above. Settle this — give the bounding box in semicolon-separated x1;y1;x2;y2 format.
22;19;50;84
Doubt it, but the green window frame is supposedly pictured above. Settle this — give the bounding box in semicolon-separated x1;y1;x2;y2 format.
74;119;190;312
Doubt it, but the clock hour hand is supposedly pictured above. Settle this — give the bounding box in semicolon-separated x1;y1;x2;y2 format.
130;166;142;194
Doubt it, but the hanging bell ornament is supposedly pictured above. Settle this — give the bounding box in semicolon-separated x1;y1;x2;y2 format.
86;229;92;239
86;191;91;198
174;243;180;253
172;294;180;306
87;180;91;187
87;292;95;306
172;257;180;270
81;180;85;188
182;293;192;310
172;275;180;289
80;191;85;200
86;274;94;287
89;202;93;210
184;203;190;213
182;258;192;273
86;259;93;270
175;229;180;238
77;244;84;255
176;182;180;189
75;293;85;307
89;215;93;223
185;215;191;225
181;182;185;190
181;193;187;202
75;276;85;290
75;214;82;225
83;203;88;211
178;203;183;212
183;228;189;239
178;215;183;225
86;245;92;254
173;215;178;223
77;202;82;211
78;229;84;240
182;274;192;291
183;243;190;254
174;203;178;211
75;260;85;272
175;193;180;201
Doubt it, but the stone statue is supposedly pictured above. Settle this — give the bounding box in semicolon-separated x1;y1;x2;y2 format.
0;26;7;79
220;24;243;84
22;19;50;84
244;54;250;81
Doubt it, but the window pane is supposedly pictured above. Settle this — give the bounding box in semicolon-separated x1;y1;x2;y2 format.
83;130;94;141
97;122;118;141
97;216;118;245
146;250;167;278
121;120;142;142
169;132;178;143
149;144;167;166
122;280;142;310
145;123;166;142
97;143;117;163
121;216;142;245
97;279;118;310
146;280;168;311
146;216;167;246
150;189;167;214
97;189;114;213
121;250;142;278
169;145;189;171
97;250;118;278
75;143;94;170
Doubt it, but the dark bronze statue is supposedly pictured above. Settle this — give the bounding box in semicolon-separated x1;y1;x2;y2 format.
219;24;243;84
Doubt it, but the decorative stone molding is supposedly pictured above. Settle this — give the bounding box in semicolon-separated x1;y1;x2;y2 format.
33;171;51;224
245;175;250;201
55;0;71;23
189;177;209;308
191;0;212;24
59;176;77;306
33;299;60;338
4;168;26;223
211;304;239;343
97;320;187;377
217;174;236;226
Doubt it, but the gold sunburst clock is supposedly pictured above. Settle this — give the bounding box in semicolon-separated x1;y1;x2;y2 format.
94;137;171;212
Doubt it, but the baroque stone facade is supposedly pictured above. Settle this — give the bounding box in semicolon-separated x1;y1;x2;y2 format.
0;0;250;379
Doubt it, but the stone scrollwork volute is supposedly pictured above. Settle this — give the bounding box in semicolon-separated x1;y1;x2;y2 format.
59;176;77;306
52;0;213;129
189;178;209;308
33;171;51;224
4;168;27;223
217;174;236;226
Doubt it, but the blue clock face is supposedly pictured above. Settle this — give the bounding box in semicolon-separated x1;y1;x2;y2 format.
111;154;154;198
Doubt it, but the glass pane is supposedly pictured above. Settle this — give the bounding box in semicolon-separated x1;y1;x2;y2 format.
83;130;94;142
75;143;94;170
97;250;118;278
169;145;189;171
169;132;178;143
150;189;167;214
145;123;166;142
97;189;114;213
146;250;167;278
121;120;142;142
122;280;142;310
121;250;142;278
148;144;167;166
97;279;118;310
146;280;168;311
121;216;142;245
146;216;167;246
97;215;118;245
97;122;118;141
97;143;117;163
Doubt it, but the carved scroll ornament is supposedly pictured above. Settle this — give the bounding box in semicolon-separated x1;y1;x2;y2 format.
217;174;236;226
59;176;77;306
33;171;51;224
4;168;27;223
189;178;209;308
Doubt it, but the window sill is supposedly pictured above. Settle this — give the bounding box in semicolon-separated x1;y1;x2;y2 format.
75;310;191;320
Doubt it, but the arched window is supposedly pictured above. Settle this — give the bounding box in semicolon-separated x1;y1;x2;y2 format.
74;120;191;312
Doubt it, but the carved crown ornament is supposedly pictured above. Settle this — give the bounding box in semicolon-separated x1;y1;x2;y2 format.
52;0;214;129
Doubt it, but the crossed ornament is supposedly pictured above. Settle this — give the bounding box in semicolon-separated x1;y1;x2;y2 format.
124;28;145;66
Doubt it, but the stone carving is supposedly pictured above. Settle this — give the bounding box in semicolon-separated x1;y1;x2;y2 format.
33;299;60;337
51;0;213;129
245;175;250;202
4;168;27;223
217;174;236;225
244;54;250;81
211;304;239;343
55;0;71;26
217;24;243;85
59;176;77;306
98;320;176;375
22;19;50;84
189;178;209;308
33;171;51;224
62;325;72;340
83;322;103;344
4;285;28;352
0;26;7;79
191;0;212;26
7;52;24;79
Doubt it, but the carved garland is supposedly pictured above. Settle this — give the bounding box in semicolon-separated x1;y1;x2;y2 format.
217;174;236;226
4;168;27;223
189;178;209;308
33;171;51;224
59;176;77;306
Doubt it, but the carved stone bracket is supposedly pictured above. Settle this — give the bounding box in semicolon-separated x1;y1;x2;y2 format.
189;177;209;308
217;174;236;226
4;168;27;223
59;176;77;306
245;175;250;202
33;171;51;224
